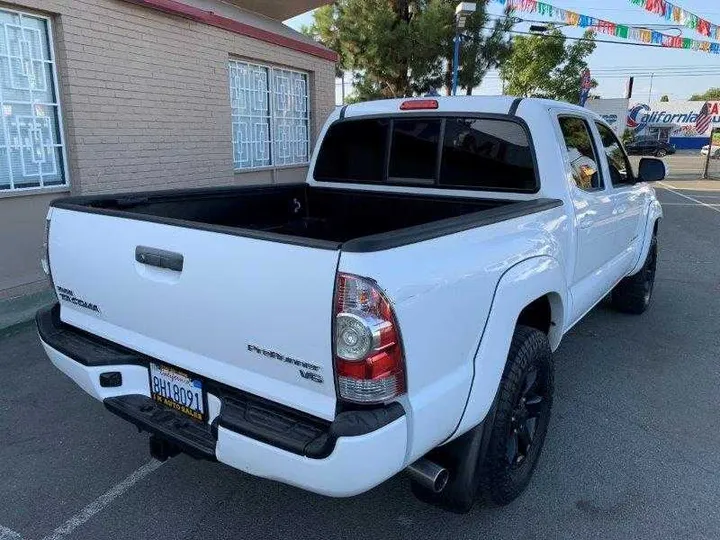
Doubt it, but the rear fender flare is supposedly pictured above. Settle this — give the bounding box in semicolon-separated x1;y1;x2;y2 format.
629;199;662;276
449;256;567;440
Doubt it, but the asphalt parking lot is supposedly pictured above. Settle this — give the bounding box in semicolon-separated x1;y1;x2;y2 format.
2;182;720;540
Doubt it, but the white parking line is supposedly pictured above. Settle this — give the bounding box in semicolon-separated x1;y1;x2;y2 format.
0;526;23;540
658;182;720;214
660;202;720;207
659;182;720;192
40;459;164;540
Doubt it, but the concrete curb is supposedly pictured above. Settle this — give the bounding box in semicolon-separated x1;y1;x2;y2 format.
0;289;55;333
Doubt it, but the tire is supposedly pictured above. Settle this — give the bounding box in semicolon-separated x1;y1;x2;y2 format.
479;325;554;506
655;149;667;157
611;234;657;315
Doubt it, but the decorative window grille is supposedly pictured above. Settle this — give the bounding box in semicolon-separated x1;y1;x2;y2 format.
229;60;310;170
0;8;68;192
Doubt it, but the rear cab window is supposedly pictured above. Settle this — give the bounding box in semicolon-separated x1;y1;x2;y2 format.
388;119;442;184
313;116;538;193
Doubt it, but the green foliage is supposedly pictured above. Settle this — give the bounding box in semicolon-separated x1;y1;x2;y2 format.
448;5;513;96
660;95;669;102
500;29;597;103
621;128;634;144
301;7;345;78
304;0;512;102
690;88;720;101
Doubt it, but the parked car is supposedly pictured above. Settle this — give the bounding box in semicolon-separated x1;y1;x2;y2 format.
37;96;664;513
701;144;720;159
625;136;676;157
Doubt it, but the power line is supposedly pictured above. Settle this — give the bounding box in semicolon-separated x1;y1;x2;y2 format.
590;64;720;69
589;70;720;75
487;13;687;32
494;27;679;49
483;66;720;74
485;1;720;52
482;70;720;77
481;22;720;53
630;0;720;41
589;67;720;73
560;6;720;16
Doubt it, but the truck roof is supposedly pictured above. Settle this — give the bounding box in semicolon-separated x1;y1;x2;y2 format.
342;95;598;120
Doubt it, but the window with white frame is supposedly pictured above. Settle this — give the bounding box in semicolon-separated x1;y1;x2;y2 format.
229;60;310;170
0;8;67;192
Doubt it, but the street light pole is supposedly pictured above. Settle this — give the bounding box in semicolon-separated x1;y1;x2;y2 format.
451;2;476;96
451;27;461;96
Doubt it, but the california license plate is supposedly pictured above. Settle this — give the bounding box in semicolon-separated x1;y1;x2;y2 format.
149;362;205;422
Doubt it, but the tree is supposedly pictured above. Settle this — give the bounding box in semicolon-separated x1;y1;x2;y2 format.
301;7;345;79
690;88;720;101
443;6;513;96
621;127;634;144
500;29;596;103
660;95;669;102
304;0;511;101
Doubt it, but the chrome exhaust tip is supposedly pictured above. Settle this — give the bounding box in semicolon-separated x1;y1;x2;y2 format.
406;458;449;493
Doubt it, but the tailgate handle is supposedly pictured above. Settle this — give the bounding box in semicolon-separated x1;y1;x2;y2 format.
135;246;184;272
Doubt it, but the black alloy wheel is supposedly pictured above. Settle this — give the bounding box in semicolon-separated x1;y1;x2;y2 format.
506;367;548;467
642;236;658;305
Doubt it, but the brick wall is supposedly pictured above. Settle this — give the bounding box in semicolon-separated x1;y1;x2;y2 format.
3;0;337;195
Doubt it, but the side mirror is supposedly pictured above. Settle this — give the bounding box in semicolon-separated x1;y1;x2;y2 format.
637;157;667;183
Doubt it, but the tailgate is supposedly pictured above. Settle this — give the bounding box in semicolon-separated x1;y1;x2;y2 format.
48;208;339;420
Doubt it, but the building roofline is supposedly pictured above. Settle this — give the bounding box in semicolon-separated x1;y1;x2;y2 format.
123;0;338;62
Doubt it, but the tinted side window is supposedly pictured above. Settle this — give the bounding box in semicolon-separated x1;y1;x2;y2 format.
388;119;441;182
314;119;388;183
558;117;602;191
440;118;536;191
595;122;634;186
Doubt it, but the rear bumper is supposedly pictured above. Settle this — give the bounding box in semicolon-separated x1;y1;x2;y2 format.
37;304;408;497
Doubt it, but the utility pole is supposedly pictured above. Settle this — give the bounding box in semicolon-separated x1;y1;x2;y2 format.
703;127;717;179
452;3;476;96
452;27;461;96
626;76;634;99
340;71;345;104
648;73;654;103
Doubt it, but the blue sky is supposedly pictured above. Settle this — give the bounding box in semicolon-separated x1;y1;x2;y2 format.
286;0;720;103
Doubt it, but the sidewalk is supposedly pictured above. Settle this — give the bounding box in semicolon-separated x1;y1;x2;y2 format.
0;289;55;333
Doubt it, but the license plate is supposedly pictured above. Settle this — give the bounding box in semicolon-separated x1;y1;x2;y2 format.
149;362;205;422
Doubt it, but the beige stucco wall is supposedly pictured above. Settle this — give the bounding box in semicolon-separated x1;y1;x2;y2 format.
5;0;336;195
0;0;336;299
0;192;60;300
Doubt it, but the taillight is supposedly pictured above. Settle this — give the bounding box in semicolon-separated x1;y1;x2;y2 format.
333;273;406;404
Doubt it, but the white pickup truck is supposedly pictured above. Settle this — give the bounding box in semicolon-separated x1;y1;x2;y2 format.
37;96;664;512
